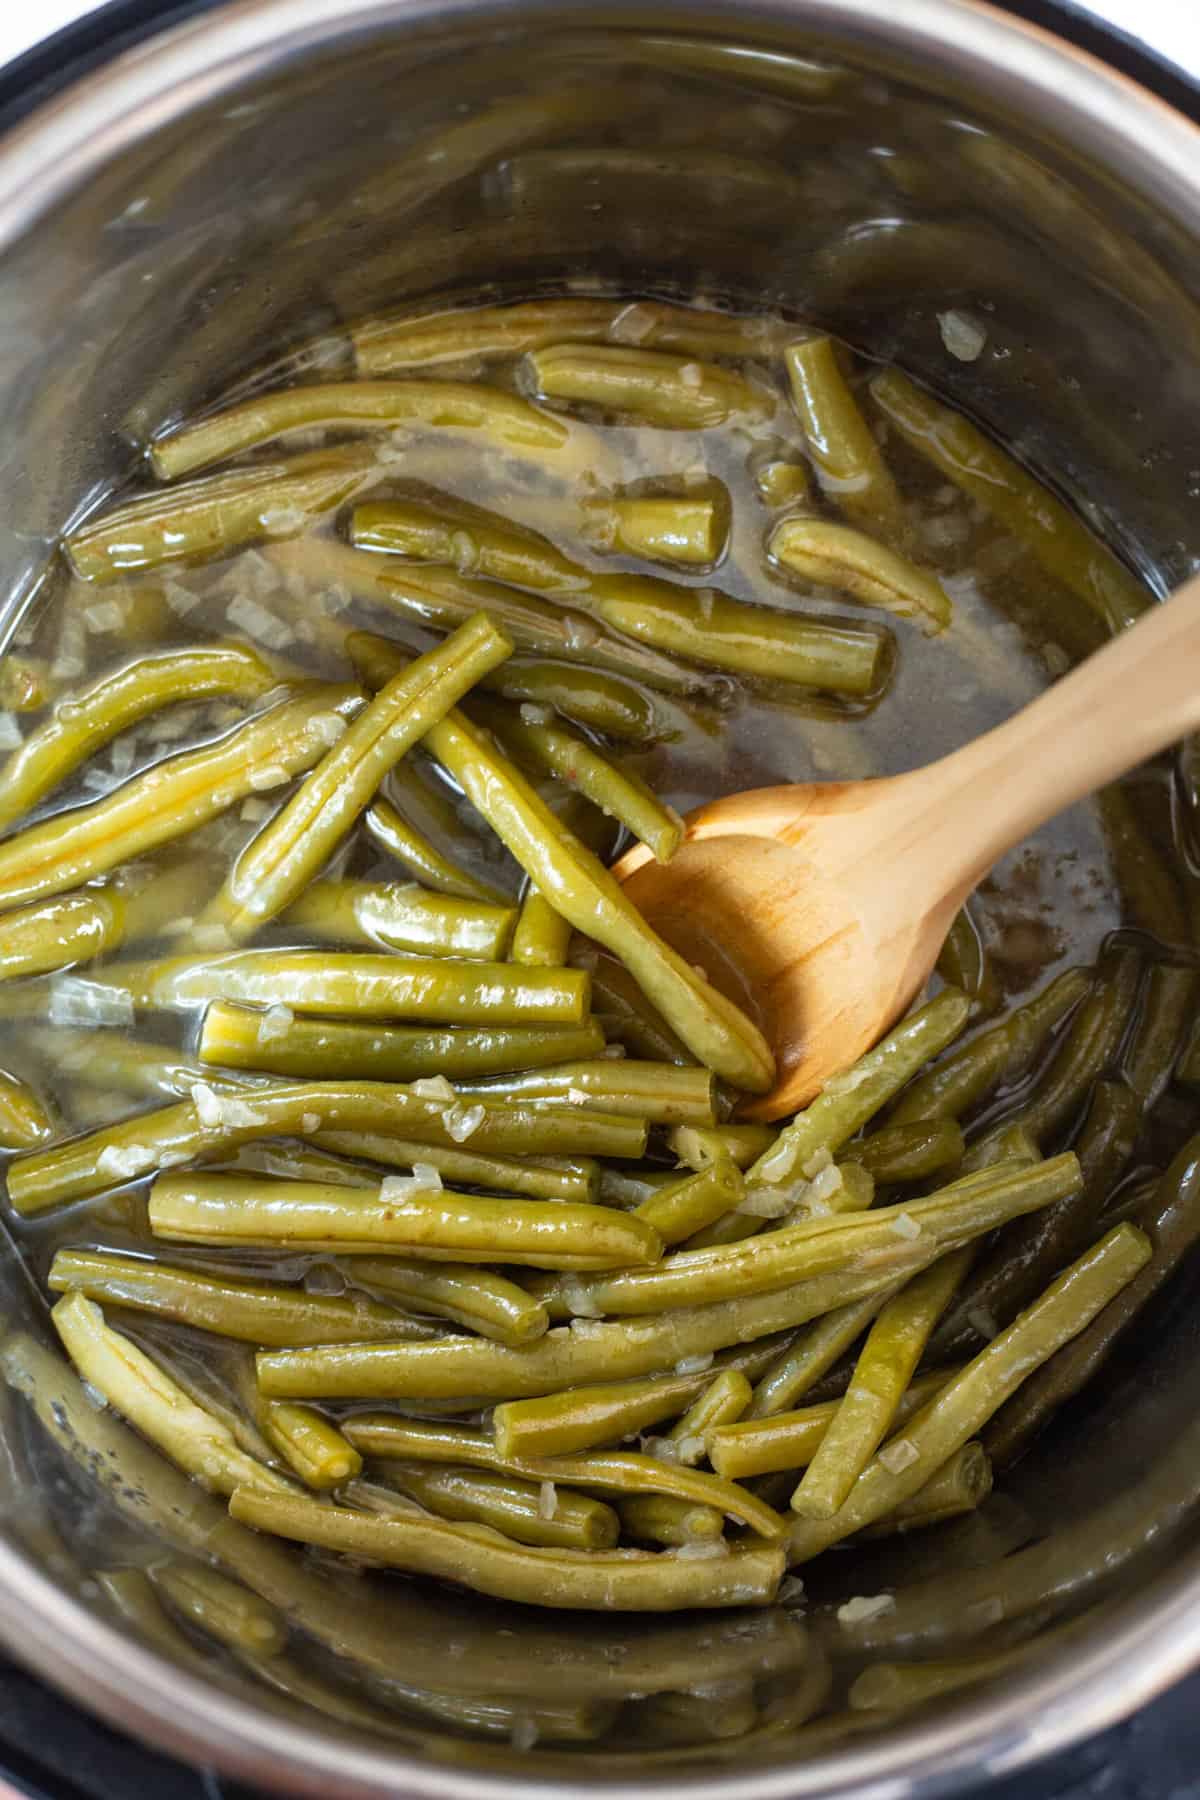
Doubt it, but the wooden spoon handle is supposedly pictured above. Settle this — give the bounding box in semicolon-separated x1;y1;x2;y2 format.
906;571;1200;892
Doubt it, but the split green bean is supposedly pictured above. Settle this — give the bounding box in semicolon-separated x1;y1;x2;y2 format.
770;517;951;634
510;888;573;966
846;1120;965;1184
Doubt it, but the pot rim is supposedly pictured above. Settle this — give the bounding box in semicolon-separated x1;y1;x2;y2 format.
2;0;1200;1792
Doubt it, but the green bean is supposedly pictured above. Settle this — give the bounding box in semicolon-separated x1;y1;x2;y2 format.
0;642;279;831
352;297;782;373
1123;960;1196;1107
212;615;512;936
151;1170;662;1269
380;1463;619;1551
0;685;363;910
588;489;729;568
278;539;708;697
10;1080;644;1215
485;658;660;744
97;1568;219;1672
65;447;378;582
0;1068;53;1148
52;1292;293;1496
615;1494;725;1547
555;1156;1080;1317
985;1131;1200;1469
247;1386;363;1491
510;888;573;966
869;369;1148;635
228;1485;783;1610
848;1645;1029;1712
83;948;590;1025
861;1441;992;1536
788;1223;1149;1558
468;694;682;864
747;990;970;1191
362;797;513;905
1012;948;1141;1146
0;858;210;983
281;878;516;961
936;909;1000;1016
342;1256;548;1345
47;1247;435;1346
423;709;774;1091
312;1132;600;1203
958;1125;1043;1176
711;1370;952;1479
784;339;905;537
152;380;570;480
458;1060;716;1126
151;1562;287;1656
747;1292;897;1419
0;654;55;712
937;1078;1140;1357
588;956;696;1066
770;518;951;634
888;968;1091;1127
27;1026;249;1106
526;343;771;429
666;1369;752;1462
633;1159;745;1246
1097;784;1191;946
670;1124;778;1172
754;456;813;508
846;1120;965;1184
792;1249;972;1517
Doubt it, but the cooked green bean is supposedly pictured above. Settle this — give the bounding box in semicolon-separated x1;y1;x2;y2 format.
152;380;570;480
151;1562;287;1657
0;858;210;983
27;1025;254;1105
861;1441;992;1536
869;369;1148;634
784;338;905;536
380;1463;619;1551
10;1079;643;1215
669;1123;778;1172
1123;960;1196;1107
792;1249;972;1517
770;517;951;634
666;1369;752;1463
848;1645;1028;1712
485;658;660;744
0;1068;53;1148
788;1224;1149;1558
1010;947;1140;1145
747;990;970;1191
711;1370;952;1480
985;1132;1200;1469
66;447;378;582
754;456;813;508
627;1161;742;1249
469;694;682;864
0;654;55;712
362;797;512;905
52;1292;292;1496
423;709;773;1091
1097;784;1191;946
0;685;362;910
458;1059;716;1126
588;956;696;1066
0;642;278;831
47;1247;434;1346
510;887;573;967
615;1494;725;1547
312;1132;599;1203
211;615;511;936
98;1568;219;1672
342;1256;548;1345
936;909;1000;1016
250;1388;362;1491
846;1120;965;1184
747;1291;897;1419
281;877;515;960
83;948;590;1025
526;343;770;429
199;1002;601;1082
352;297;782;373
588;489;729;568
555;1157;1080;1318
888;968;1090;1126
229;1485;783;1611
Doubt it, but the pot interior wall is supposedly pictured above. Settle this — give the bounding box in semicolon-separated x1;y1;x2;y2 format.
0;2;1199;1784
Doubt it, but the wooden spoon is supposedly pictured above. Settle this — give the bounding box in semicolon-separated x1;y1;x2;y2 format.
616;578;1199;1121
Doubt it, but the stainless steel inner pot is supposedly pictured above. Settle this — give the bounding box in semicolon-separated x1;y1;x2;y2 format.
0;1;1199;1794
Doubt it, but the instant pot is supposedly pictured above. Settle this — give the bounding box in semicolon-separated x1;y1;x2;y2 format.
0;0;1197;1795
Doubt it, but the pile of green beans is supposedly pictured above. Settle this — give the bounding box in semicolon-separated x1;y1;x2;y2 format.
0;290;1180;1758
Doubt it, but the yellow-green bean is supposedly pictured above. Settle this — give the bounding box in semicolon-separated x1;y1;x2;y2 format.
488;658;660;744
771;516;951;634
615;1494;725;1546
0;1068;53;1148
937;908;1000;1016
846;1119;965;1185
670;1123;778;1172
0;858;210;983
634;1159;745;1246
458;1059;716;1126
527;343;770;429
151;1562;287;1657
363;797;511;905
281;878;515;961
510;887;573;966
666;1369;753;1462
861;1441;992;1536
848;1645;1028;1712
747;1291;897;1419
381;1462;619;1551
784;338;905;536
588;488;729;568
255;1398;362;1491
312;1131;600;1203
711;1370;953;1480
342;1256;548;1345
588;956;696;1066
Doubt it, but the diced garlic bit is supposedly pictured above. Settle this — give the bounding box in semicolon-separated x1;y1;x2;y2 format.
538;1480;557;1521
837;1593;896;1625
509;1716;539;1753
642;1436;680;1463
965;1595;1005;1629
0;713;21;750
822;1063;874;1097
674;1351;714;1375
676;1435;706;1463
967;1305;999;1341
737;1185;793;1219
320;582;351;616
259;504;309;536
300;1112;321;1134
411;1075;456;1102
109;736;136;778
226;593;295;651
890;1210;921;1241
412;1162;443;1190
878;1436;920;1474
444;1102;485;1143
675;1540;730;1560
609;302;656;344
189;1083;267;1130
80;1379;109;1411
190;922;233;951
310;711;347;747
563;614;599;649
163;916;195;938
448;529;480;574
81;768;111;792
83;599;127;633
777;1574;807;1608
678;362;703;389
519;703;553;726
938;309;988;362
752;1139;795;1186
248;763;292;791
96;1143;155;1180
801;1147;833;1179
49;978;134;1028
565;1087;591;1105
257;1003;294;1043
240;798;271;823
164;580;202;617
562;1277;603;1318
805;1164;844;1209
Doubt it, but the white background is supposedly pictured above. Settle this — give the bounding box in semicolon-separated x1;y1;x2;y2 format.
0;0;1196;75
